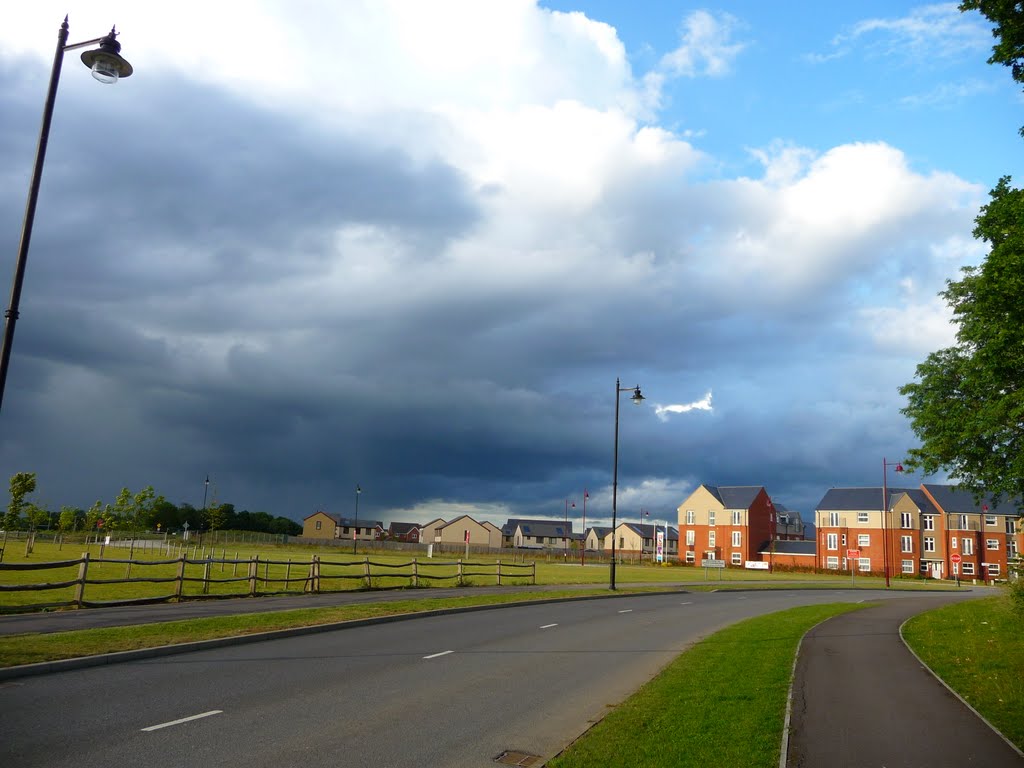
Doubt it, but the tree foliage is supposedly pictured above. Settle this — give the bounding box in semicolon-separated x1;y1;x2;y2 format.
3;472;37;530
961;1;1024;134
900;178;1024;506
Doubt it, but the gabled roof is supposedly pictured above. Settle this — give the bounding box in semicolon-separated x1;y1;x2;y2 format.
815;487;917;512
702;485;765;509
389;522;421;535
921;484;1019;516
439;514;490;529
515;521;572;538
503;518;572;535
586;526;612;538
622;522;679;541
420;517;446;528
303;510;337;522
889;489;940;515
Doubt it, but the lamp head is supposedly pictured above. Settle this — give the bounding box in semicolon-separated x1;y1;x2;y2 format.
81;27;133;84
894;463;904;473
630;386;645;405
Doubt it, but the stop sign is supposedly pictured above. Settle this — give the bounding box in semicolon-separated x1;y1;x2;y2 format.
951;553;962;564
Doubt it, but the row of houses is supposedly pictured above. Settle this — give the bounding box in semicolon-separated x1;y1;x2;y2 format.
301;482;1022;581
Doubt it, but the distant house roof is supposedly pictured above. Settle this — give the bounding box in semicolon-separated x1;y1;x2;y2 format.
515;521;572;538
622;523;679;541
503;518;573;536
759;540;816;556
922;484;1018;516
586;526;612;538
336;517;384;528
815;487;918;512
389;522;421;535
702;485;765;509
303;510;337;522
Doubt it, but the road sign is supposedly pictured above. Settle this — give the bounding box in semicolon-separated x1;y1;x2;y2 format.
701;559;726;568
846;549;860;559
950;553;962;564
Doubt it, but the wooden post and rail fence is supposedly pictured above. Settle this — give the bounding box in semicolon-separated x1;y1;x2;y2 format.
0;553;537;612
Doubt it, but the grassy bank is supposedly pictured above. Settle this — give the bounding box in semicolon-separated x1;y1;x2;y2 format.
549;603;867;768
903;594;1024;751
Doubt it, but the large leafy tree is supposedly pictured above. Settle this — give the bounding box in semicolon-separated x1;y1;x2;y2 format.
961;1;1024;134
900;178;1024;506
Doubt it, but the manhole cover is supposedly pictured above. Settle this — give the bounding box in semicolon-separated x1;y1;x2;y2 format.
494;749;542;766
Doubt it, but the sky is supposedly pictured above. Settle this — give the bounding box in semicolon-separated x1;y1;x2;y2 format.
0;1;1021;530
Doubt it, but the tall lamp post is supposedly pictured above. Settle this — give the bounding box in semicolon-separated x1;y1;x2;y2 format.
611;378;644;590
563;498;574;559
881;458;904;588
0;18;133;414
581;489;589;566
353;484;361;554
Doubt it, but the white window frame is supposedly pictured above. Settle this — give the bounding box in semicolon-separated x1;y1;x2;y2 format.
686;530;695;546
315;520;322;530
986;539;999;551
957;514;969;530
857;534;870;547
985;514;997;526
708;530;716;547
841;533;847;546
900;535;913;553
987;563;1000;575
962;538;974;555
1006;519;1017;535
857;511;869;524
686;509;695;525
731;552;742;565
826;556;839;570
951;537;957;549
900;512;912;529
858;558;871;572
826;533;838;550
901;559;915;574
962;561;975;575
708;510;716;526
924;537;935;553
829;512;841;527
923;515;934;531
731;511;742;525
731;531;741;547
685;551;695;563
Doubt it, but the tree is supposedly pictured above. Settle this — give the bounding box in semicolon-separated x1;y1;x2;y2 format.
24;503;50;531
204;503;229;532
58;506;82;532
960;1;1024;135
4;472;37;531
900;178;1024;507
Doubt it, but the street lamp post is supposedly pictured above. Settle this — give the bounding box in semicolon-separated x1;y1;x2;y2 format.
353;484;361;554
0;18;133;414
563;498;574;559
881;458;904;589
611;378;644;590
581;489;589;566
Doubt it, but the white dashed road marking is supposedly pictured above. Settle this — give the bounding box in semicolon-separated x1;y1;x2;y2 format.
142;710;223;732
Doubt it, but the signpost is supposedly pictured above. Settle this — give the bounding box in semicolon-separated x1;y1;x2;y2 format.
951;553;962;586
701;558;725;581
847;549;860;585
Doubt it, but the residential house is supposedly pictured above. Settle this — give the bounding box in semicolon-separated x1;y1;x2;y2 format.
772;504;806;540
387;522;422;543
599;523;678;560
676;485;775;566
814;487;921;575
302;510;337;540
335;516;383;545
420;518;447;544
584;526;612;552
506;519;574;551
435;515;503;549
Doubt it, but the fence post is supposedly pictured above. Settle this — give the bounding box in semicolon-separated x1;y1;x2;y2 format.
496;559;501;586
532;560;536;585
457;558;463;586
314;555;321;593
412;557;418;588
74;552;90;608
364;556;371;589
249;556;259;596
203;558;212;594
233;552;239;577
285;558;292;590
174;553;186;600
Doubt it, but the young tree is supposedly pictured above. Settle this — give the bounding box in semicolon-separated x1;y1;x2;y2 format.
58;506;81;532
900;178;1024;506
4;472;37;531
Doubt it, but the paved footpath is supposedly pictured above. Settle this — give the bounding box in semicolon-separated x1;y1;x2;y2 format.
787;595;1024;767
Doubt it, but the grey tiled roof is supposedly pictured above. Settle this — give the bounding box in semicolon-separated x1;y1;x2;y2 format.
703;485;765;509
922;484;1018;516
815;487;916;511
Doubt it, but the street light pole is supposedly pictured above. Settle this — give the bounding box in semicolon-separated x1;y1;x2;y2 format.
581;489;588;566
353;484;361;554
881;458;904;589
611;377;644;590
564;498;574;559
0;18;132;415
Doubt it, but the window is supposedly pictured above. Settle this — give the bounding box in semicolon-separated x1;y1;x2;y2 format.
708;510;716;526
686;509;695;525
901;559;914;574
857;512;869;524
1009;540;1018;557
951;537;957;549
988;564;1001;575
619;537;625;549
708;531;716;547
841;533;847;546
826;533;838;550
923;515;934;531
731;531;741;547
957;514;968;530
826;556;839;569
986;539;999;551
731;552;742;565
962;562;975;575
924;537;935;553
962;538;974;555
829;512;840;526
858;534;870;547
315;520;322;530
1006;519;1017;535
858;558;871;572
731;511;742;525
985;514;997;526
686;530;695;546
685;551;695;563
901;535;913;553
901;512;912;528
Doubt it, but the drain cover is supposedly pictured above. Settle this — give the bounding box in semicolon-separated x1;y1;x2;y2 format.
494;749;542;766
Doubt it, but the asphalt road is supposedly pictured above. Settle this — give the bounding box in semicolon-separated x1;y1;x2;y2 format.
0;589;986;768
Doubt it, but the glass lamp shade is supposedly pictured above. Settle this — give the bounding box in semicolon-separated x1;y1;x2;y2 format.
80;31;133;84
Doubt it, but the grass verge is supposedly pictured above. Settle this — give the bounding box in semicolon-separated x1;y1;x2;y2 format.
548;602;868;768
902;594;1024;751
0;588;627;668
